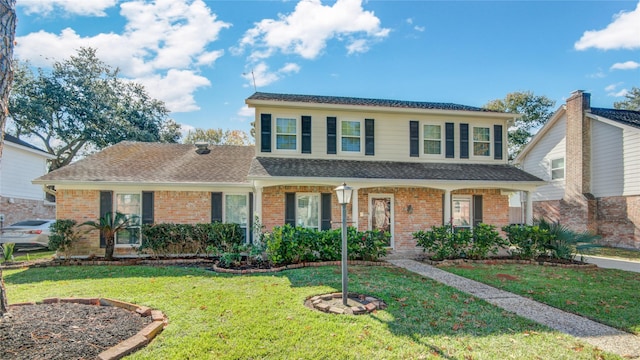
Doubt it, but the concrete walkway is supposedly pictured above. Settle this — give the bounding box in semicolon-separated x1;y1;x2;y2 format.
388;259;640;359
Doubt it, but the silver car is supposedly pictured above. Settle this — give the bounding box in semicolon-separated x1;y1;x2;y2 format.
0;219;56;250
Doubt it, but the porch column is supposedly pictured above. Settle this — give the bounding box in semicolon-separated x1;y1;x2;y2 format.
254;186;263;229
351;188;359;230
443;189;451;225
525;190;533;225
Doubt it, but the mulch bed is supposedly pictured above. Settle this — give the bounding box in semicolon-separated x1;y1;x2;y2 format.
0;302;152;360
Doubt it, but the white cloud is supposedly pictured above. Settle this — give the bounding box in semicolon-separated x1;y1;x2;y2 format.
414;26;425;32
610;60;640;70
605;83;628;97
610;89;629;97
237;105;255;118
575;1;640;50
243;62;301;88
18;0;117;16
605;83;623;92
236;0;389;61
15;0;230;113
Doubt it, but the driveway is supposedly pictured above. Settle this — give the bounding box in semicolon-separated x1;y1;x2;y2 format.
580;255;640;273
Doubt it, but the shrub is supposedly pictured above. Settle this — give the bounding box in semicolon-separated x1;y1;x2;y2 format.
49;219;82;259
139;222;244;257
535;218;600;260
2;243;15;262
468;224;507;259
413;224;472;260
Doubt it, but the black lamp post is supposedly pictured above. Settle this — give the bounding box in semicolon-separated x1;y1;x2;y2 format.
334;182;353;306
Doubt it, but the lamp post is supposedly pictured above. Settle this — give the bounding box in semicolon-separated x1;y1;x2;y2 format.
334;182;353;306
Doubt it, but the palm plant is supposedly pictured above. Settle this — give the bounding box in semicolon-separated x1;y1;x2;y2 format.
535;218;600;260
82;212;136;260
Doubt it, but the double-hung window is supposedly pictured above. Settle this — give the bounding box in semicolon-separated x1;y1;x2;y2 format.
296;193;320;229
115;193;141;246
423;124;442;155
225;194;249;240
341;120;361;152
276;117;297;150
473;127;491;156
551;158;565;180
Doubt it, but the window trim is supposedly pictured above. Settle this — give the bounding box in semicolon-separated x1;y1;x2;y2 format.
295;193;321;230
338;119;363;155
451;195;473;230
421;122;444;157
114;192;142;248
550;157;565;181
472;126;491;157
224;193;250;241
274;116;299;152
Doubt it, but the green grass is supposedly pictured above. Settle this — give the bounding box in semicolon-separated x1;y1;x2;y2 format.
4;265;620;359
12;250;56;262
445;263;640;335
584;246;640;261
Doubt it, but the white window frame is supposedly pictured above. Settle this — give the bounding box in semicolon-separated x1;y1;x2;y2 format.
472;126;491;157
114;192;142;248
274;116;299;152
421;122;444;157
339;119;363;154
368;193;394;249
451;195;472;230
550;157;565;181
296;193;321;230
224;193;250;241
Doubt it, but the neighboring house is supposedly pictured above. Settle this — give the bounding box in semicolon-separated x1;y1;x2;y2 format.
516;90;640;249
0;134;56;225
34;92;544;258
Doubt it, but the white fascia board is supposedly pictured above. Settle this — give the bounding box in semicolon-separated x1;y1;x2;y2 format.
246;99;521;120
587;113;640;133
4;141;56;159
32;180;253;192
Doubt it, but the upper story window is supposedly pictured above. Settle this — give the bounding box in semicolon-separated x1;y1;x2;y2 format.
423;124;442;155
276;117;297;150
551;157;565;180
473;127;491;156
341;120;361;152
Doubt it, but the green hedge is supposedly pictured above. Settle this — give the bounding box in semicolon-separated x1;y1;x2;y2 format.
139;222;244;257
264;225;389;266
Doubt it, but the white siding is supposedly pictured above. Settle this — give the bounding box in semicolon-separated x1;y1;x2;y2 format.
622;127;640;196
253;105;509;164
521;116;566;201
591;120;624;197
0;144;49;200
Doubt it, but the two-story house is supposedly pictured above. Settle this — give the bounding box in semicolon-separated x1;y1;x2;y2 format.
516;90;640;249
34;92;544;257
1;134;56;225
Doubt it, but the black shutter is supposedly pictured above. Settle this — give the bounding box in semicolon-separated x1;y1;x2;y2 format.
473;195;483;227
211;192;223;223
321;193;332;230
302;116;312;154
410;121;419;157
327;117;337;154
99;191;113;248
494;124;503;160
142;191;154;225
365;118;375;156
460;123;469;159
260;114;272;153
285;193;296;226
248;192;254;244
445;122;454;158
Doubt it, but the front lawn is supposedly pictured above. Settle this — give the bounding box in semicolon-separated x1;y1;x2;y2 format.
3;265;619;359
445;263;640;335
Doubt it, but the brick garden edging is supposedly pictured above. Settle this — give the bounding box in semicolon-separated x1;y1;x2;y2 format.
9;297;168;360
212;260;393;274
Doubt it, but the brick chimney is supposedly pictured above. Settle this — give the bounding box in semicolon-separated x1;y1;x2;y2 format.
563;90;596;233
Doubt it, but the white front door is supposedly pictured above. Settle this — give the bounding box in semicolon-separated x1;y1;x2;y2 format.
369;194;393;248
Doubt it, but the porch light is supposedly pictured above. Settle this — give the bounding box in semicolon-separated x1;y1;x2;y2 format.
334;182;353;306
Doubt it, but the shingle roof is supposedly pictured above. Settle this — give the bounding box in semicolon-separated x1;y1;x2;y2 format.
249;157;543;182
247;92;500;113
3;133;49;154
35;141;255;184
590;108;640;129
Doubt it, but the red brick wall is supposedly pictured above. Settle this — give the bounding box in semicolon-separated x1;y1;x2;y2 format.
0;196;55;225
154;191;211;224
56;189;102;256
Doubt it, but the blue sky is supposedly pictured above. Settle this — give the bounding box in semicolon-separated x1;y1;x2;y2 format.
12;0;640;140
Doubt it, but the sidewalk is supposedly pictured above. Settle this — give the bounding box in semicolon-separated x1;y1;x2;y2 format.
388;259;640;359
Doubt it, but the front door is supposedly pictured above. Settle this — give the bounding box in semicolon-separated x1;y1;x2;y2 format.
369;195;393;248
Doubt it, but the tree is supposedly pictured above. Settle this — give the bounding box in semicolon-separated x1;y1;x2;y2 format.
184;128;252;145
485;91;555;158
0;0;16;316
614;87;640;110
8;47;181;171
81;212;137;261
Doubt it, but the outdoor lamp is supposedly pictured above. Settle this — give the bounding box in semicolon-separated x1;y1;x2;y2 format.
334;182;353;306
